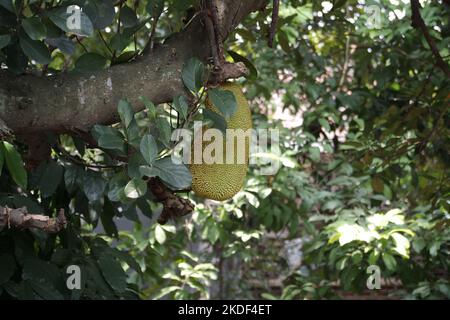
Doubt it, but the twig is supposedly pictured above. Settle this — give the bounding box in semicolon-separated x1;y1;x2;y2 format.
204;14;221;69
0;207;67;233
142;13;160;55
75;36;88;53
148;177;194;225
207;62;249;85
98;31;114;57
410;0;450;78
268;0;280;48
339;35;351;87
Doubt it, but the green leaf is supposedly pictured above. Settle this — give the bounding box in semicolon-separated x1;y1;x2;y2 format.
122;17;151;37
155;225;166;244
152;285;181;299
0;34;11;49
140;134;157;165
91;124;119;140
124;178;147;199
101;199;118;238
139;96;156;119
22;258;64;299
113;50;137;64
39;161;63;198
150;157;192;190
412;238;426;253
120;5;138;27
0;0;13;12
136;197;152;219
82;172;107;202
207;88;237;119
98;253;127;294
75;53;108;72
173;95;188;120
98;132;126;153
318;118;330;132
47;6;94;36
111;249;142;274
368;250;380;265
182;57;205;92
203;108;227;134
127;153;146;179
3;141;27;189
117;99;134;128
110;33;130;52
107;172;127;202
29;279;64;300
19;33;51;64
146;0;164;19
429;241;441;257
22;17;47;40
126;118;141;149
45;37;75;55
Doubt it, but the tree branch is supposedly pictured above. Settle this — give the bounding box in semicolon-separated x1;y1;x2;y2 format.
410;0;450;78
0;207;67;233
0;0;269;137
268;0;280;48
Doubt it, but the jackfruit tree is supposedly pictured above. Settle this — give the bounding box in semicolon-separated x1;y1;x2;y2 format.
0;0;449;300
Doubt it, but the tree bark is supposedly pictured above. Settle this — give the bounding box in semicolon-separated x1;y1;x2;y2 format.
0;0;268;136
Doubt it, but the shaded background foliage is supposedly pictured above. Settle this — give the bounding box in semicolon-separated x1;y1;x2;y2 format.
0;0;449;299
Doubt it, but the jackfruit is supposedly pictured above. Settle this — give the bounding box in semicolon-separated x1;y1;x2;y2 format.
189;83;252;201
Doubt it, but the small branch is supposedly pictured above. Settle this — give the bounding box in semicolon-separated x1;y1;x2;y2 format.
268;0;280;48
143;12;161;55
410;0;450;78
98;31;114;58
0;207;67;233
207;0;225;65
148;177;194;225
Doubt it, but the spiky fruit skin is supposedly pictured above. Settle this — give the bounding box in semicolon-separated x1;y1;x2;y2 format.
190;83;252;201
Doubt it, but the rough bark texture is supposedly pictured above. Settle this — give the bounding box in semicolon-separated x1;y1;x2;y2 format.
0;0;268;136
0;207;67;233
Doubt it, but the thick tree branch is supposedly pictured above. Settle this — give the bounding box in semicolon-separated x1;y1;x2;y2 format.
0;207;67;233
410;0;450;78
0;0;268;136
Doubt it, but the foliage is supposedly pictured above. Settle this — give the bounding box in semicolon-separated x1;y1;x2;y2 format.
1;0;449;300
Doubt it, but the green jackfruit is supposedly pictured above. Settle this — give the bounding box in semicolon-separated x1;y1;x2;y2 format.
189;83;252;201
